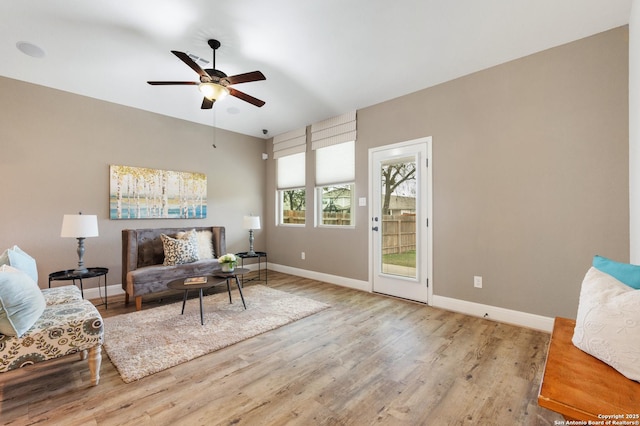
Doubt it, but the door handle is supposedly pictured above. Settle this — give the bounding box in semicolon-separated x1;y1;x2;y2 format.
372;226;379;231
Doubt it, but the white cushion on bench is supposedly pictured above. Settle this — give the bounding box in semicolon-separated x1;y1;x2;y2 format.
572;267;640;381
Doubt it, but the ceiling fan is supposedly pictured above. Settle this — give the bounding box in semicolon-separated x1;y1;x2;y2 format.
147;39;266;109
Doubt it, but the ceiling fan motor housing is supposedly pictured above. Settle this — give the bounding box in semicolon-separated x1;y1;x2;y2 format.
203;69;229;84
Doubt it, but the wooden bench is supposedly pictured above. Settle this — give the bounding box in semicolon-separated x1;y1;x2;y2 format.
538;317;640;421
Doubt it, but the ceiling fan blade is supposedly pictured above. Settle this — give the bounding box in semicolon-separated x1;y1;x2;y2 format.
171;50;210;81
225;71;266;85
201;97;214;109
147;81;198;85
229;88;265;107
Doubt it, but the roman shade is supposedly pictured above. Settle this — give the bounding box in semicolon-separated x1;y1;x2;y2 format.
273;127;306;159
311;111;356;150
312;111;357;185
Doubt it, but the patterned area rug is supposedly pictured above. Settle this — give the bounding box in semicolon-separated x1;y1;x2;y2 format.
103;285;329;383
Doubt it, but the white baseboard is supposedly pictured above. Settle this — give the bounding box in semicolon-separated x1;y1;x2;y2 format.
82;284;126;301
268;263;370;292
81;264;554;333
269;263;554;333
431;295;554;333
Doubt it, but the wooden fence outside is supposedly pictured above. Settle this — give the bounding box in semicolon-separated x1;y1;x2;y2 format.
283;210;304;224
382;215;416;255
283;211;352;226
282;212;416;255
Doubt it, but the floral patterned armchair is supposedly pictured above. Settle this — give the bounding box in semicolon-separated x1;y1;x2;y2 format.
0;285;104;386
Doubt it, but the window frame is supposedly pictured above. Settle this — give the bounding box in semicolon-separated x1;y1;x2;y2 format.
276;150;306;227
315;182;355;228
313;140;355;228
278;188;306;226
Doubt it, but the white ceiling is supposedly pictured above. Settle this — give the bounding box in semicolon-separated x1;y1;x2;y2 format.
0;1;632;139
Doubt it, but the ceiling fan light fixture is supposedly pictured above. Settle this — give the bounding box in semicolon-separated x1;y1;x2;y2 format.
199;82;229;100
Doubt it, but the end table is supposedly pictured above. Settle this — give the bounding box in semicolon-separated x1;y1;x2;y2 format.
235;252;267;285
48;267;109;308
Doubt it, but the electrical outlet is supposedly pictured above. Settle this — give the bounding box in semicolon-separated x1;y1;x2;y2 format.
474;276;483;288
301;251;305;260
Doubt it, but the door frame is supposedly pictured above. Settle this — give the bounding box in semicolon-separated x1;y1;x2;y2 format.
368;137;433;304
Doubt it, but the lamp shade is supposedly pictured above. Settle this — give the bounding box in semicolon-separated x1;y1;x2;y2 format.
243;215;261;230
60;214;99;238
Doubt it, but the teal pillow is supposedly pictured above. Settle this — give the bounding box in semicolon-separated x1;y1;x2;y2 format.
592;255;640;289
0;245;38;284
0;265;46;337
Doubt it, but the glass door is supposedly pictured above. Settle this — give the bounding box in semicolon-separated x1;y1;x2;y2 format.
370;138;431;303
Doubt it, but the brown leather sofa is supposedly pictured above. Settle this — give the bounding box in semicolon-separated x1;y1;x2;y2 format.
121;227;226;310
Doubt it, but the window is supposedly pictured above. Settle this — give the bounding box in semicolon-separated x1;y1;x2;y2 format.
315;141;354;227
280;188;306;225
318;183;353;226
311;111;357;228
274;128;307;226
277;151;305;225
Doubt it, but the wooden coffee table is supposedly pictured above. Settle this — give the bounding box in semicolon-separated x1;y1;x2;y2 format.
167;276;227;325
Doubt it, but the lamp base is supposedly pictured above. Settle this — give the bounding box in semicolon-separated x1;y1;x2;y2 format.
247;229;256;257
75;237;88;275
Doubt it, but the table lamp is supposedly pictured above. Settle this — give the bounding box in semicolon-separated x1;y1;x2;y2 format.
243;215;261;256
60;212;99;273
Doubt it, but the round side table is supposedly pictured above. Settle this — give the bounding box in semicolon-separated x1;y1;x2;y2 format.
48;267;109;308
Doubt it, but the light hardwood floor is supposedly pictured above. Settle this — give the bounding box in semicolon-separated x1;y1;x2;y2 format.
1;271;563;425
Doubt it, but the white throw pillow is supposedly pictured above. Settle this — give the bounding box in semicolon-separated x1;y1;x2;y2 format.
196;231;214;259
572;267;640;381
177;230;213;259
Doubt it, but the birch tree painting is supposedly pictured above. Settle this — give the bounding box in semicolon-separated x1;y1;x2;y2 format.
109;165;207;219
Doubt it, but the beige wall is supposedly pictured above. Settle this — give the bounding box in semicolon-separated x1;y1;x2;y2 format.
266;27;629;319
0;77;266;291
0;26;628;320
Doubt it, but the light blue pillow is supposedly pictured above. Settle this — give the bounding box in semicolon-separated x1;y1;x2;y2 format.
0;265;46;337
592;255;640;289
0;245;38;284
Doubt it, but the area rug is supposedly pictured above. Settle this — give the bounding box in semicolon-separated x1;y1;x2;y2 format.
103;285;329;383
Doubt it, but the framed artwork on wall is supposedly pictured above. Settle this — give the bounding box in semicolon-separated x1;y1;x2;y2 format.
109;165;207;219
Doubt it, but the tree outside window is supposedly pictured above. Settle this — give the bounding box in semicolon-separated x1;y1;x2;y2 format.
319;184;353;226
281;188;305;224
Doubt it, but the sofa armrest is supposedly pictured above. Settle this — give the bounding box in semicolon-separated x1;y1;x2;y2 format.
122;229;139;291
212;226;226;258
